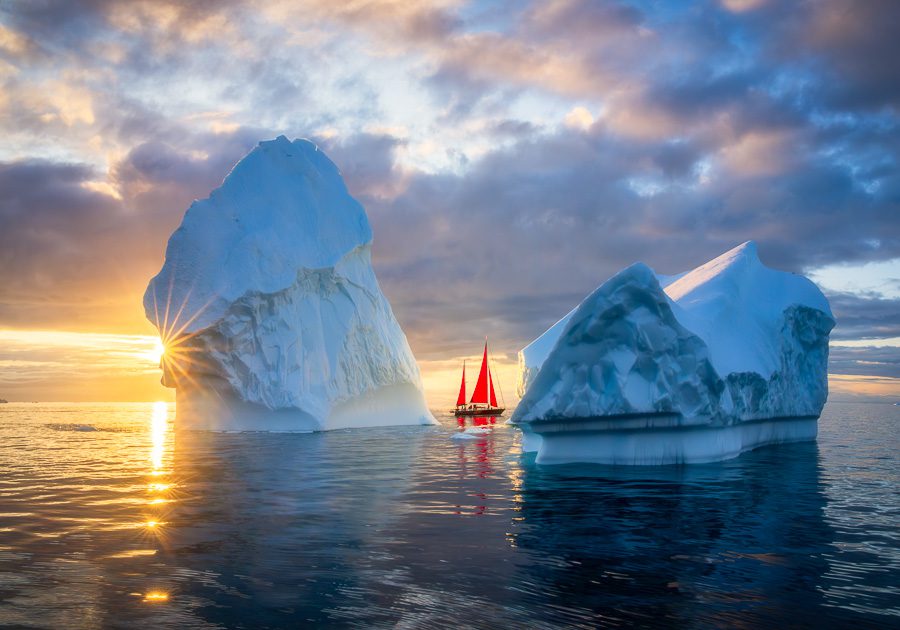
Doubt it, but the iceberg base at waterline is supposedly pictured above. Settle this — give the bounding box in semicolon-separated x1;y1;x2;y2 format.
519;414;818;465
173;377;434;432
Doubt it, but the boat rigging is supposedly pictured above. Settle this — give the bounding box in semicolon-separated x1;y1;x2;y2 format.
453;339;505;417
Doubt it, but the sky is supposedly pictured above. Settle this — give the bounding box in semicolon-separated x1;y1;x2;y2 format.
0;0;898;404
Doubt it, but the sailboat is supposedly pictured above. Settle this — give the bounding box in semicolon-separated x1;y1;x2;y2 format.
453;340;505;417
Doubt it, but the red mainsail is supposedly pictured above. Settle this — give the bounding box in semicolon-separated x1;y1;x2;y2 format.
456;360;466;406
470;342;496;405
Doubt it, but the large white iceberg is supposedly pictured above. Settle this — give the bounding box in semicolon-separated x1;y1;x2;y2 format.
511;242;834;465
144;136;435;431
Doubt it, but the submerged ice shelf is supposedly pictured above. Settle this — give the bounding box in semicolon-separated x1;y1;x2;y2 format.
511;242;835;465
144;136;435;431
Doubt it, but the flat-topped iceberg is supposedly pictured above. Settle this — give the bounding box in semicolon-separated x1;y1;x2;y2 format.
144;136;435;431
511;242;834;465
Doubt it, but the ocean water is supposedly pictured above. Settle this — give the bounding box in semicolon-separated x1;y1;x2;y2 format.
0;401;897;629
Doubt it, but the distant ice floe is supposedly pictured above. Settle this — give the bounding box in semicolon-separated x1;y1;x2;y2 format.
451;426;492;440
511;242;834;465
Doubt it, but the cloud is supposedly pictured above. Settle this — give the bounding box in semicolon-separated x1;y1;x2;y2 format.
0;0;897;376
315;132;407;199
0;158;157;330
827;292;900;341
110;131;262;208
829;346;900;379
797;0;900;111
0;126;266;332
720;0;770;12
292;108;892;360
0;328;170;401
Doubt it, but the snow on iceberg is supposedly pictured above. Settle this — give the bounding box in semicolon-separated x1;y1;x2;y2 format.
144;136;435;431
510;242;835;465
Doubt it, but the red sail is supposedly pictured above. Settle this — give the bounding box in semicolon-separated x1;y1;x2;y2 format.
489;369;498;407
470;342;490;404
456;361;466;406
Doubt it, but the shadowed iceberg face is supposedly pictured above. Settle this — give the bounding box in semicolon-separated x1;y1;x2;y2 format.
512;242;835;465
144;137;434;431
515;263;725;424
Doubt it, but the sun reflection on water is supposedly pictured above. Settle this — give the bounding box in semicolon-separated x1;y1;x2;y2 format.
150;401;168;473
142;402;173;536
137;402;178;605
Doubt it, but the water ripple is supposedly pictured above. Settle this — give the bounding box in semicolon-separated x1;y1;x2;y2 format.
0;401;897;627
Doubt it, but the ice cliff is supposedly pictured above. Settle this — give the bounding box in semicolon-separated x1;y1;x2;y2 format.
144;136;435;431
511;242;835;464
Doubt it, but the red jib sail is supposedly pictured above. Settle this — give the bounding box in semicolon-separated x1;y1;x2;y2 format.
456;361;466;406
489;367;498;407
470;342;495;406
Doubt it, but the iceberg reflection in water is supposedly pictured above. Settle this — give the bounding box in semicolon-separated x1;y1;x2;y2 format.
0;402;896;627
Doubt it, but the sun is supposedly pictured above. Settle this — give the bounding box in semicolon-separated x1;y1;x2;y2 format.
136;337;166;366
149;338;165;364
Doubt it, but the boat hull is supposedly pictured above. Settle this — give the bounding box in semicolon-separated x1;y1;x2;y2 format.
454;407;505;417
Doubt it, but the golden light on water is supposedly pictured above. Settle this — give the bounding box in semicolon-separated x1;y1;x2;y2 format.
150;401;168;472
138;395;177;604
142;401;173;541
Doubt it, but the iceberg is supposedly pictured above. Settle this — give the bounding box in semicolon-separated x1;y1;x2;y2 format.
511;242;834;465
144;136;435;431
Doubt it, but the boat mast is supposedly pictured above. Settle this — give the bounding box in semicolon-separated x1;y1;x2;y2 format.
487;337;492;410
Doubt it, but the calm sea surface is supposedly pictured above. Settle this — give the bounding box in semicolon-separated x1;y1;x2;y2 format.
0;401;898;629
